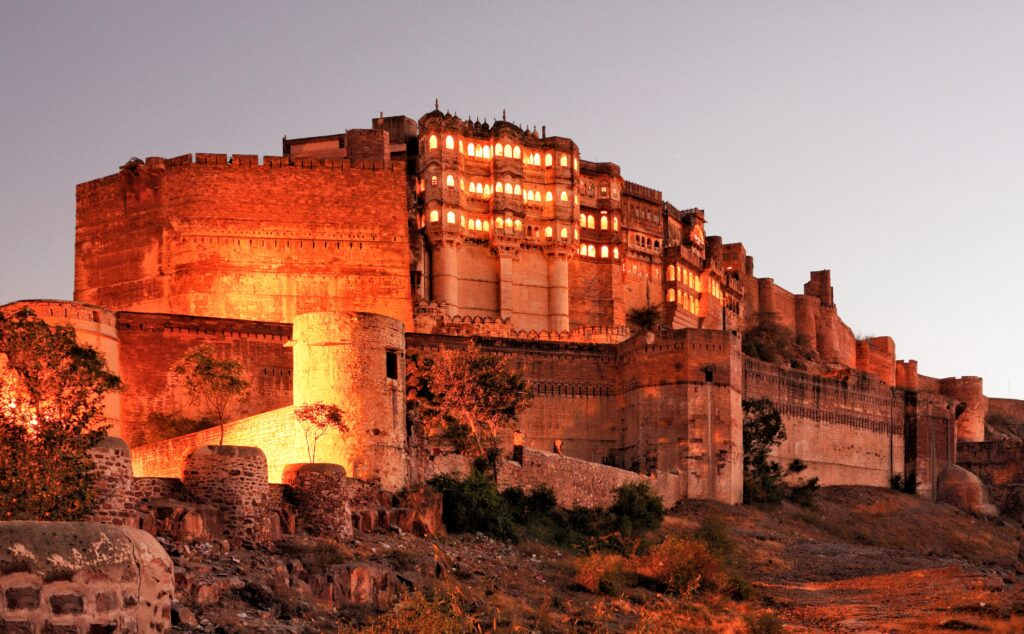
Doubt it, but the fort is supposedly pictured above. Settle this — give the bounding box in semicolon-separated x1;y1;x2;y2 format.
4;105;1021;512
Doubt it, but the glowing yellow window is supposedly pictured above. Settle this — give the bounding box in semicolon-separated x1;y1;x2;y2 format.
544;226;553;238
496;182;504;194
560;227;568;238
574;229;579;240
459;140;464;153
560;154;568;167
446;210;456;224
600;216;608;230
574;195;579;205
483;145;491;159
527;190;534;201
484;184;491;197
578;214;585;226
445;135;454;150
469;182;476;194
514;219;523;231
429;135;438;149
467;142;475;156
573;157;579;170
496;217;504;229
601;245;609;258
612;217;619;231
475;219;482;231
505;143;513;157
586;215;595;230
514;184;521;195
560;191;568;202
429;209;439;223
588;245;596;257
430;175;438;186
445;174;454;187
579;244;587;256
495;143;504;157
613;247;619;259
533;152;541;165
513;146;521;159
483;220;490;232
667;289;676;302
545;191;553;202
545;153;553;167
667;266;675;281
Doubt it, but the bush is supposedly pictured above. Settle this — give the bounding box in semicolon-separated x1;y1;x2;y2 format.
573;553;633;594
427;471;516;540
610;482;664;536
742;314;815;365
639;535;726;595
695;513;733;556
890;472;918;495
746;612;785;634
342;590;474;633
743;398;819;505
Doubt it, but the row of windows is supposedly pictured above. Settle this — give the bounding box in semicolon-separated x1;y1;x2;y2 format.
427;209;576;241
666;265;701;291
578;214;619;231
666;289;700;314
578;243;620;259
437;175;576;205
427;135;579;170
633;234;662;249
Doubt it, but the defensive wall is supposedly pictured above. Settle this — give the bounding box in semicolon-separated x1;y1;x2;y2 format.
74;154;414;330
957;440;1024;513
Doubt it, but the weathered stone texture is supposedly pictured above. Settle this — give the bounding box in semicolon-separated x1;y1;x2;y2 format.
82;437;138;527
281;463;353;541
181;445;270;545
0;522;172;633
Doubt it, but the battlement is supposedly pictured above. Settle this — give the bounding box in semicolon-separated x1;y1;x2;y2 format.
623;180;662;203
1;299;116;328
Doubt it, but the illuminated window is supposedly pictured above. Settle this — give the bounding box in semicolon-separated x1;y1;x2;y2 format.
574;229;579;240
667;289;676;302
429;135;438;149
600;245;609;258
458;140;463;153
460;179;465;191
588;244;596;257
484;184;491;197
612;217;619;231
505;143;513;157
496;182;504;194
574;195;579;206
527;190;534;201
545;153;553;167
560;154;568;167
667;266;675;281
446;210;456;224
483;145;491;159
446;174;454;187
513;184;521;195
476;145;484;158
560;227;568;238
676;264;682;282
467;142;475;156
430;175;438;186
600;216;608;230
560;191;568;202
578;214;585;226
460;215;466;227
573;157;579;170
483;220;490;232
505;216;512;230
469;182;477;194
445;135;454;150
475;219;482;231
496;217;504;229
505;181;512;193
586;215;595;230
495;143;504;157
544;226;553;238
533;152;541;165
429;209;439;223
613;247;619;259
579;244;587;255
545;191;553;202
513;146;521;159
514;219;523;231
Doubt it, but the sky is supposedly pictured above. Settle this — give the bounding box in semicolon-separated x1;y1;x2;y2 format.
0;1;1021;397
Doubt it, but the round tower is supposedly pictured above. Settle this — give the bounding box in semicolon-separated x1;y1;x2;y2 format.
939;376;987;443
292;312;408;490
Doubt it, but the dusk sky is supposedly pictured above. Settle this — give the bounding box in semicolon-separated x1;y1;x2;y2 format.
1;2;1021;397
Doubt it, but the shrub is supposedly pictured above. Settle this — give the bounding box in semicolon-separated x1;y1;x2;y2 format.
573;552;633;594
610;482;665;536
742;314;815;365
890;472;918;495
695;513;733;556
746;612;785;634
639;535;726;595
343;590;474;633
626;305;661;332
743;398;819;505
428;471;517;540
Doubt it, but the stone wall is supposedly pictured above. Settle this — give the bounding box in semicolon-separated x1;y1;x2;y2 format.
0;522;173;633
83;436;138;526
182;445;270;545
75;155;414;330
987;397;1024;423
957;440;1024;512
281;463;353;541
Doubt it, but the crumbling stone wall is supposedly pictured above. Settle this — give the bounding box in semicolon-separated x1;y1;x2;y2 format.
0;522;173;633
182;445;270;545
282;463;353;541
82;436;138;526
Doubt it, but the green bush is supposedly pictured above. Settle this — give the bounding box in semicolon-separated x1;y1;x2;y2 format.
695;513;733;556
743;398;819;505
427;471;517;540
610;482;664;536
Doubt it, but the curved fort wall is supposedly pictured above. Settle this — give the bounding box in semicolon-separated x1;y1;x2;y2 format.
74;155;414;330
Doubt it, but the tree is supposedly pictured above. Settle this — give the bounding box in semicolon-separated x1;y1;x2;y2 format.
294;402;347;463
0;308;120;520
413;341;532;454
626;304;661;332
742;314;815;365
742;397;819;504
173;344;250;445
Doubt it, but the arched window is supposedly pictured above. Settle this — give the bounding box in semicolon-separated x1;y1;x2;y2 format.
512;146;521;159
574;229;579;240
495;143;504;157
613;247;619;259
560;191;568;202
476;145;484;158
446;174;454;187
458;140;464;153
483;145;491;159
527;226;534;238
496;217;504;229
429;135;438;149
560;227;568;238
483;220;490;232
446;210;456;224
600;245;609;258
430;175;438;186
578;214;585;226
667;289;676;302
460;215;466;227
586;215;595;230
667;266;675;281
612;217;619;231
574;157;579;170
496;182;504;193
505;143;513;157
429;209;439;223
467;142;475;156
560;154;568;167
514;219;523;231
526;190;534;201
545;153;553;167
545;191;553;202
574;195;579;206
579;244;587;256
544;226;553;238
505;181;512;193
505;216;513;231
475;219;482;231
513;184;521;195
533;152;541;165
445;135;454;150
676;264;682;283
588;245;596;257
654;240;660;249
600;216;608;230
469;182;477;194
484;184;491;197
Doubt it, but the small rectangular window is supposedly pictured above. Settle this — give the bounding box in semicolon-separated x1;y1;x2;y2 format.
386;350;399;380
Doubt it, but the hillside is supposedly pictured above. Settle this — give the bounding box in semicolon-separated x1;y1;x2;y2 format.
167;486;1024;633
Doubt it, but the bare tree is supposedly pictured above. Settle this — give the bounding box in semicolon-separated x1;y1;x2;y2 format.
173;344;250;445
294;402;347;463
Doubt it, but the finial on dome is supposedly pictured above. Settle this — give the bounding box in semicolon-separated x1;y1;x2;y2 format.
502;109;506;121
435;97;439;109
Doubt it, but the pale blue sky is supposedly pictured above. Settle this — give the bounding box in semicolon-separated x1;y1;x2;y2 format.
1;1;1021;396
